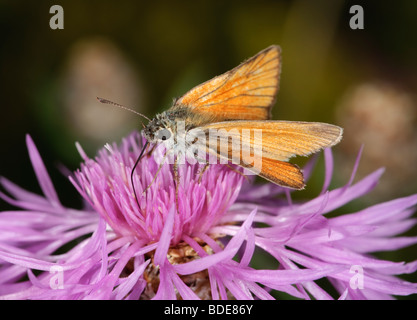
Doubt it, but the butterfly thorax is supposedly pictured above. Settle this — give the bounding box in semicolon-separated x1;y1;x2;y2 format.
143;105;214;143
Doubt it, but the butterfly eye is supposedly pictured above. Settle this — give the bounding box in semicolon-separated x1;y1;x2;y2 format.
157;129;171;141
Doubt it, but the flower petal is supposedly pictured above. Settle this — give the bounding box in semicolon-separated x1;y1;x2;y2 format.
25;135;61;207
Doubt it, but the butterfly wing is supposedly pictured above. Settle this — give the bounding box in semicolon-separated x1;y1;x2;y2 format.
249;157;305;189
201;120;343;160
173;45;281;121
191;120;342;189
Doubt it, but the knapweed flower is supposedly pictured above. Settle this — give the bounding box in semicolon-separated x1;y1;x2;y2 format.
0;131;417;299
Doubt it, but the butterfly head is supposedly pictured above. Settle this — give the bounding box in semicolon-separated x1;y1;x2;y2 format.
143;112;174;144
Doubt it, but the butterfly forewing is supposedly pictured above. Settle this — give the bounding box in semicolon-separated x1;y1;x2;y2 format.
199;120;343;161
174;45;281;121
191;120;342;189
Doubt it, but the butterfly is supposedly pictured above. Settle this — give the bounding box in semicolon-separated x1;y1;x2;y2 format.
99;45;343;206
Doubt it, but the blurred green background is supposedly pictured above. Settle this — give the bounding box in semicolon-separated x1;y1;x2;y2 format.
1;0;417;298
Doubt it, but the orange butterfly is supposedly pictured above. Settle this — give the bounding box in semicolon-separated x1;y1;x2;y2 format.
142;45;341;187
99;45;342;204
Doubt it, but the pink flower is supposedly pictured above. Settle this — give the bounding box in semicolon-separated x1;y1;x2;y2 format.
0;132;416;299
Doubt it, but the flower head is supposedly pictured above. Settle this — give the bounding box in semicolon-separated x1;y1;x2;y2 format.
0;132;416;300
71;132;244;245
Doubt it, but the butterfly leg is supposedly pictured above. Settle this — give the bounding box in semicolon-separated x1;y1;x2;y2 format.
225;163;250;182
198;162;210;183
142;150;168;195
173;155;180;213
146;143;157;158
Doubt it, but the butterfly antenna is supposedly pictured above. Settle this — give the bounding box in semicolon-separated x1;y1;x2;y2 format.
97;97;151;122
131;141;149;210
